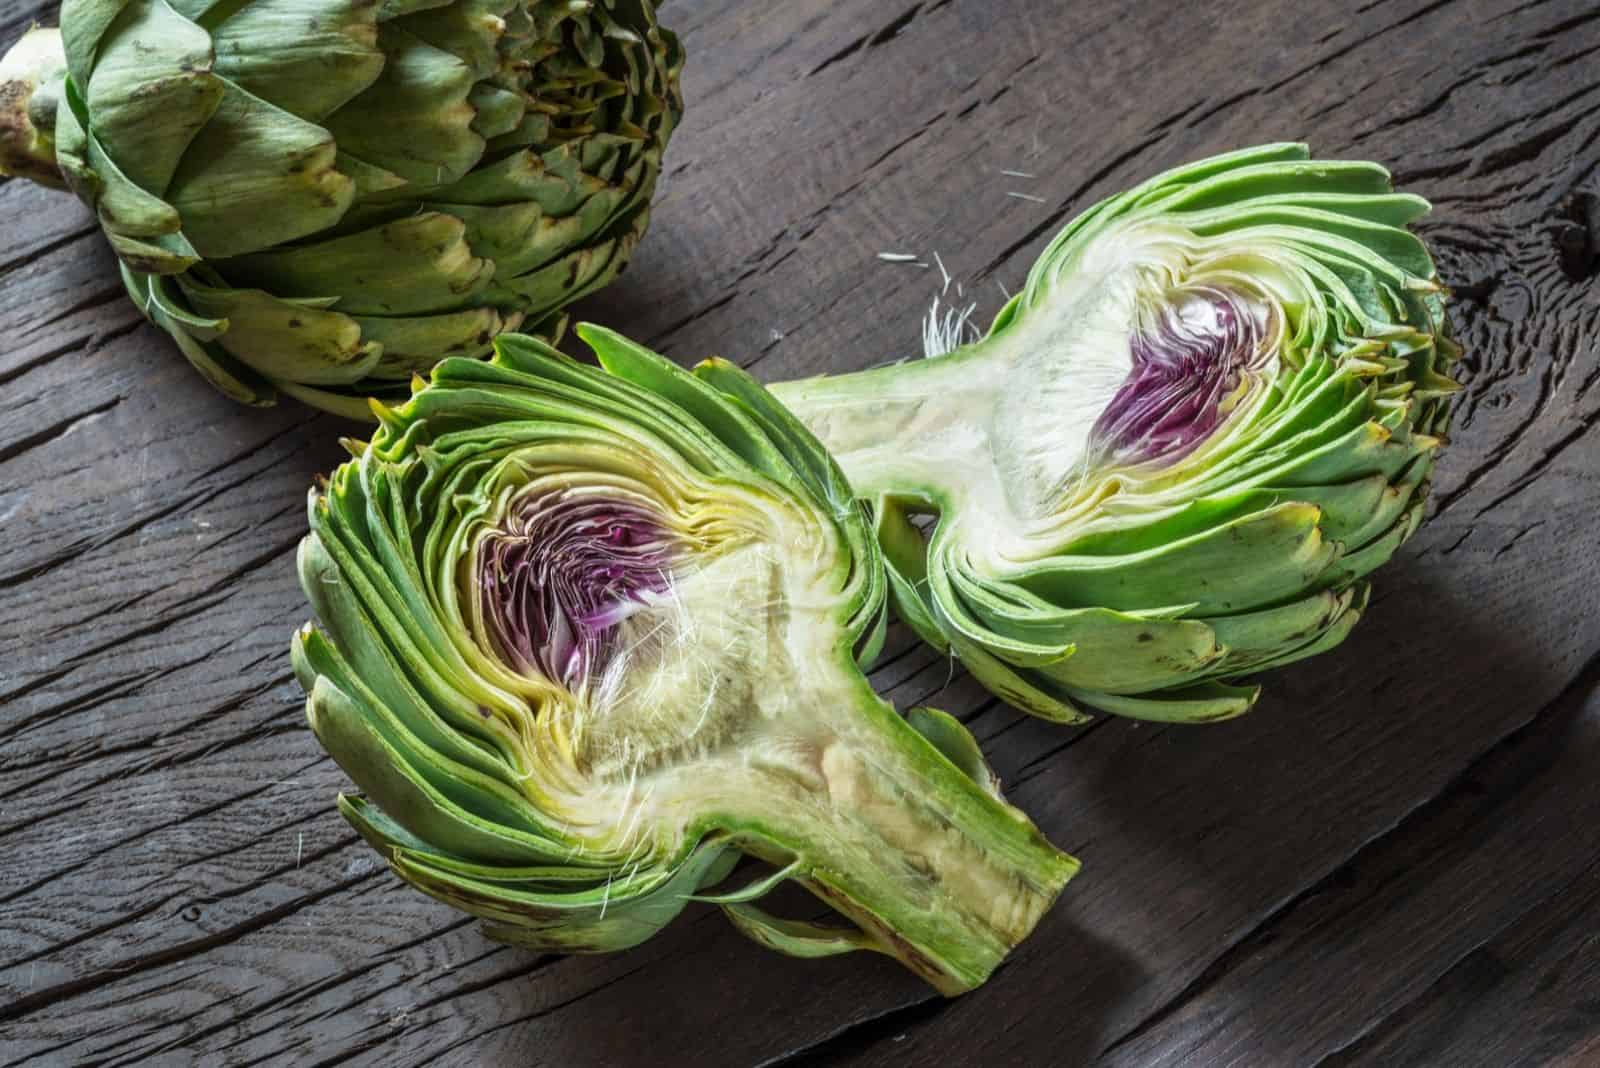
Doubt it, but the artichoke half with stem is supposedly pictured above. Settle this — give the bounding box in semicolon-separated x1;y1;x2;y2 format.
291;326;1077;993
0;0;682;417
771;144;1460;725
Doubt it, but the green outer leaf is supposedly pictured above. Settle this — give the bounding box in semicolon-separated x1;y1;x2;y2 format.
120;265;279;405
207;0;386;121
722;904;880;960
180;277;383;385
219;211;493;316
325;23;483;187
691;861;803;905
80;0;219;196
906;707;1003;799
305;675;578;866
165;81;357;258
353;307;509;377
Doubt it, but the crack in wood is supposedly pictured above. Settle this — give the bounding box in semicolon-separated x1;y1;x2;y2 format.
754;997;950;1067
1012;716;1115;785
0;415;320;591
0;868;384;1025
807;3;926;79
1469;404;1600;518
0;224;100;280
0;395;124;469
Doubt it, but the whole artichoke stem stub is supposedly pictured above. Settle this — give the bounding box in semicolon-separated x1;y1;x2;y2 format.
0;28;66;188
771;144;1460;725
294;328;1076;993
0;3;683;413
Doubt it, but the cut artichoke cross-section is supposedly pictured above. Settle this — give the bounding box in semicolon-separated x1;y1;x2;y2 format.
772;144;1460;724
292;326;1076;993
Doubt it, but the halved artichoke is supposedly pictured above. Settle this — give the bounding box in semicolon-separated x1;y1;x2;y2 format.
772;144;1460;724
292;327;1076;993
0;0;682;416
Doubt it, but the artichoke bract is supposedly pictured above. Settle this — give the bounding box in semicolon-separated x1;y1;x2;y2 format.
772;144;1460;725
291;326;1077;993
0;0;681;417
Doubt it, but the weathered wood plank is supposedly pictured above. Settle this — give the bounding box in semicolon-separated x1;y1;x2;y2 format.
1;0;1597;1064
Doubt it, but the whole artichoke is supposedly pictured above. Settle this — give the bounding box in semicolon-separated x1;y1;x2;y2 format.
772;144;1460;724
292;326;1076;993
0;0;682;416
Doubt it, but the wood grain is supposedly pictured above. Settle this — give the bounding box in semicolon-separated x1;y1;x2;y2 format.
2;0;1598;1064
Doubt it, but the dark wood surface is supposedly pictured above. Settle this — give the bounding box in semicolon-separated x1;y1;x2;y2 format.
3;0;1599;1064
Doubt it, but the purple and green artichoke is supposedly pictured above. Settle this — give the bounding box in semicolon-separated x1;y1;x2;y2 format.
291;327;1077;993
773;144;1460;724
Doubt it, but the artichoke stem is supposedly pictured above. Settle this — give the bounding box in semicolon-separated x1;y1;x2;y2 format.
727;676;1077;994
0;27;67;188
769;346;993;501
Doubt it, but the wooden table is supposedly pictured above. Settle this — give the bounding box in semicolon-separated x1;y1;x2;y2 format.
4;0;1598;1064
